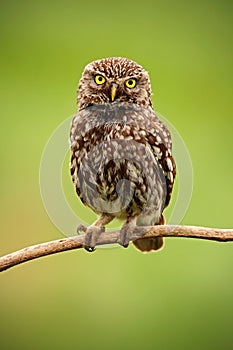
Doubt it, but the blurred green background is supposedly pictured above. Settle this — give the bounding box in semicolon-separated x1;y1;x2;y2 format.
1;0;233;349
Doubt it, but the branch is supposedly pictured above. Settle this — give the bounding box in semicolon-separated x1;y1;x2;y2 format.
1;225;233;272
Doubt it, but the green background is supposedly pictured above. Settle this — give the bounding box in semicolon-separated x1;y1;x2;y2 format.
1;0;233;349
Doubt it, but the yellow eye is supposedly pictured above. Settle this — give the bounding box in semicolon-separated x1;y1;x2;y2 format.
94;75;106;85
125;78;137;89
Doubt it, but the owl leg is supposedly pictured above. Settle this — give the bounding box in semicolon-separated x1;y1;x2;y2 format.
81;213;114;252
118;216;138;248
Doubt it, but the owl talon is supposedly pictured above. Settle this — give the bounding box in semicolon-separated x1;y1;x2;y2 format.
118;227;131;248
84;226;105;252
118;216;137;248
85;246;95;252
122;243;129;248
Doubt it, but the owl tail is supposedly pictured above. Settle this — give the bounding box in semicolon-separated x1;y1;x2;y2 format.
132;215;165;253
133;237;164;252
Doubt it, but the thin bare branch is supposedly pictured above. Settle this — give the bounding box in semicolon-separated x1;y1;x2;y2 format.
1;225;233;272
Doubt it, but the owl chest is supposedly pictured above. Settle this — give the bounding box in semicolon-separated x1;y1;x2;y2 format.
75;125;148;185
71;124;166;216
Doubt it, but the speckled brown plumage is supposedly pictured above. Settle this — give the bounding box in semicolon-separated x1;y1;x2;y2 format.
70;57;176;252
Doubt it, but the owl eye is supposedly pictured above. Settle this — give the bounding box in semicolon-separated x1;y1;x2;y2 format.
125;78;137;89
94;75;106;85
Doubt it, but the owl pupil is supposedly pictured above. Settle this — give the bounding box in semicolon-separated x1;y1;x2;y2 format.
128;80;133;85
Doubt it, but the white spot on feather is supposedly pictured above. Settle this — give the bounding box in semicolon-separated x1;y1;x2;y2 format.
166;158;173;171
167;171;174;183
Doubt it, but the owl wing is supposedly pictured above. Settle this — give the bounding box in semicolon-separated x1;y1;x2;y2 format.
145;111;176;207
116;104;176;207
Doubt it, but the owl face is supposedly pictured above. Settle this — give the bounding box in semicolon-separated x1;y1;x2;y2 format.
77;57;152;111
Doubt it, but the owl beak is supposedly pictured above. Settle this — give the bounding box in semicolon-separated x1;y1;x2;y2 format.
110;83;118;102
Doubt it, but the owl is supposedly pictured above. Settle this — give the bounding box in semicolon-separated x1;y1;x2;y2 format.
70;57;176;252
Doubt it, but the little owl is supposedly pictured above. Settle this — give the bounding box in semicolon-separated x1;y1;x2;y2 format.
70;57;176;252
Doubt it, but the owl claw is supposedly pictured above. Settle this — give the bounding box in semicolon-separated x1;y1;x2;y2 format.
122;243;129;248
85;246;95;252
118;217;137;248
84;226;105;252
118;227;131;248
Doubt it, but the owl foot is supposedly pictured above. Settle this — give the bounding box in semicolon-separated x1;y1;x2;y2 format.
118;227;130;248
84;225;105;252
118;217;137;248
77;214;113;252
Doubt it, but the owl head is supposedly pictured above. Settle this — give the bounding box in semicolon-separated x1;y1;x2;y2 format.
77;57;153;111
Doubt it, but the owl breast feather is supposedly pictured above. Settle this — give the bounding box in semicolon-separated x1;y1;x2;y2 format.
70;103;173;218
